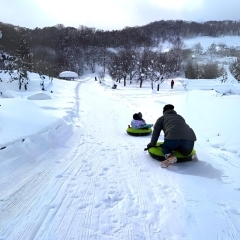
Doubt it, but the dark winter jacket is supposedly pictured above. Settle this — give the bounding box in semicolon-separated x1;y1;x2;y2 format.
150;109;197;145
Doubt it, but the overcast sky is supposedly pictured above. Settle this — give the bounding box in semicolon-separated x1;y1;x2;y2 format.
1;0;240;30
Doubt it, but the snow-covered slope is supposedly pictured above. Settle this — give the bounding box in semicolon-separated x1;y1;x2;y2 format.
0;74;240;239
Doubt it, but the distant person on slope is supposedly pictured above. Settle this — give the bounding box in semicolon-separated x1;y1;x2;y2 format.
130;112;153;129
171;79;174;89
146;104;196;168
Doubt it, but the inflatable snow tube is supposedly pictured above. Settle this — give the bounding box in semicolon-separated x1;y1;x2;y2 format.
148;142;196;162
126;126;152;136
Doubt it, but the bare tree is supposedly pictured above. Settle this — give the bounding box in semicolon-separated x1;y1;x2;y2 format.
119;49;137;86
207;43;217;61
169;37;184;72
192;42;203;56
230;59;240;82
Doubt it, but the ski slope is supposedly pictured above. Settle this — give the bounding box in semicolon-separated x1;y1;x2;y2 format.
0;75;240;240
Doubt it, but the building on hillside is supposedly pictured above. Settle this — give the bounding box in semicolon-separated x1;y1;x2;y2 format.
59;71;78;81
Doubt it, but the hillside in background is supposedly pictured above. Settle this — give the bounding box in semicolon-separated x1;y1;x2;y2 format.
1;20;240;83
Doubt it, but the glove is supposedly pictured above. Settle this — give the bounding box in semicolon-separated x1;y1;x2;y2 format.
147;143;155;149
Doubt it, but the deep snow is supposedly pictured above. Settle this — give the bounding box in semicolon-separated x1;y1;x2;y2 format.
0;71;240;239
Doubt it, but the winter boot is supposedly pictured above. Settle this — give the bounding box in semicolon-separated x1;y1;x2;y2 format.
161;154;177;168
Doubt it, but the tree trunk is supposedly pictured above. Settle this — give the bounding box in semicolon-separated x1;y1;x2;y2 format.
124;75;126;86
139;77;143;88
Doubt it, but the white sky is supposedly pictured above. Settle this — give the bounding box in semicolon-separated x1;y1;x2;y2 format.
1;0;240;30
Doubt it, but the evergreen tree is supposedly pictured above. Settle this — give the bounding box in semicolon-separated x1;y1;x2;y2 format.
16;36;33;90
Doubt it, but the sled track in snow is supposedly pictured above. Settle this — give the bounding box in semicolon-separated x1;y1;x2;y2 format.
2;79;240;239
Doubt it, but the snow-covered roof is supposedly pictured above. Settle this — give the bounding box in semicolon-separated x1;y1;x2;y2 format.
59;71;78;78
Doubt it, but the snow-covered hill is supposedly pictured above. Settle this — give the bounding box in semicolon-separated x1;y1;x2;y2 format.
0;73;240;239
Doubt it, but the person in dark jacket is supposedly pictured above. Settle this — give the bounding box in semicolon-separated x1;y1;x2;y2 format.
147;104;196;168
171;79;174;89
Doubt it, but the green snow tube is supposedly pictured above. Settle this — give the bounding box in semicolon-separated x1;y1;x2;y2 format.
148;142;196;162
126;126;152;136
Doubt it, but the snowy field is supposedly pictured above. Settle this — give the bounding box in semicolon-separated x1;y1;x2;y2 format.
0;71;240;239
184;35;240;51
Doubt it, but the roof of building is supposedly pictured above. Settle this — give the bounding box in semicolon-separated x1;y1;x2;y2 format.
59;71;78;78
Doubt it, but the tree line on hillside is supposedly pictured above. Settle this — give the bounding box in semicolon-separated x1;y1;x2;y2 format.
1;20;240;87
